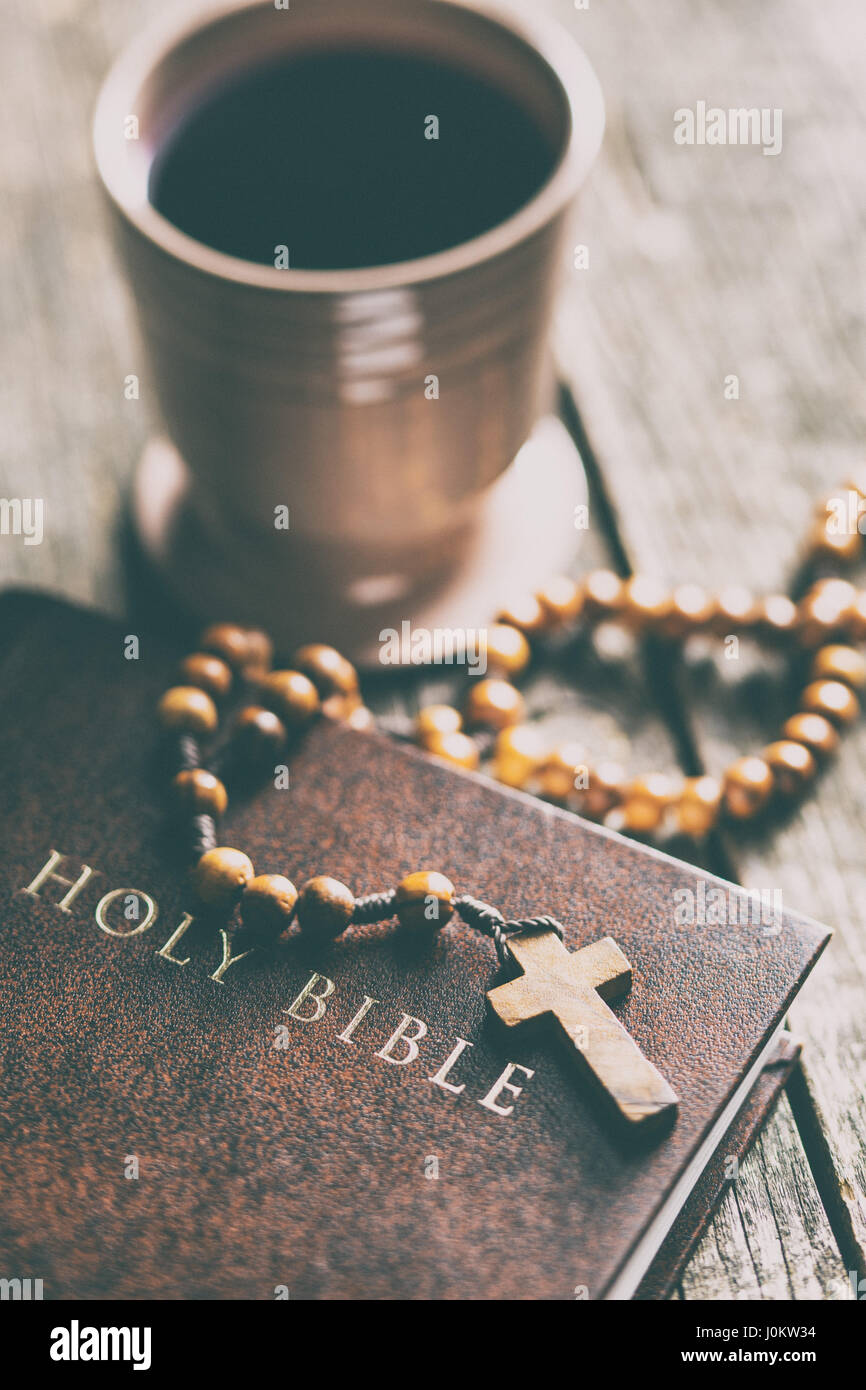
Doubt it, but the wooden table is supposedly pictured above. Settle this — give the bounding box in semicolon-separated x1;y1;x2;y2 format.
2;0;864;1299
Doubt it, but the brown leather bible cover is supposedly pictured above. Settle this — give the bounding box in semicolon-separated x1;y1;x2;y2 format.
0;593;828;1300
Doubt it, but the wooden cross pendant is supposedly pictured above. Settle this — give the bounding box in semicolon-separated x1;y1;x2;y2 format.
486;928;678;1134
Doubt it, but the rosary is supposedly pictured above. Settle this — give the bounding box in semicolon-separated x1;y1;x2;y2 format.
154;474;866;1134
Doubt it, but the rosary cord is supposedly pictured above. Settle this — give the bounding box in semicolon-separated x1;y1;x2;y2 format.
453;894;509;963
175;734;201;773
190;815;218;861
349;890;564;965
351;890;398;924
504;914;565;940
170;735;217;858
454;895;564;965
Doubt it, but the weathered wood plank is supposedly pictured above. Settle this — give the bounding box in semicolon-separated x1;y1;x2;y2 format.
681;1095;853;1300
0;0;157;606
549;0;866;1294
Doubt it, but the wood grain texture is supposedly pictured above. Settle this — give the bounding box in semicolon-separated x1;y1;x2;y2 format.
487;929;678;1130
548;0;865;1295
0;0;858;1298
679;1095;853;1301
0;0;154;607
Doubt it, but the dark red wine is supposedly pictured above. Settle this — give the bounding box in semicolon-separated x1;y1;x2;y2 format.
149;49;557;270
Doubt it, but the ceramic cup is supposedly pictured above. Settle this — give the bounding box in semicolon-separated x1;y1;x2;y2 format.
94;0;604;658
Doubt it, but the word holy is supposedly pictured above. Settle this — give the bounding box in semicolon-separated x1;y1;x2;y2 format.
281;971;534;1118
378;621;487;674
674;102;782;157
50;1322;151;1372
21;850;250;983
0;496;43;545
673;882;783;933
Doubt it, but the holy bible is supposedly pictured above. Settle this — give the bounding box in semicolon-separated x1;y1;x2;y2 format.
0;592;829;1300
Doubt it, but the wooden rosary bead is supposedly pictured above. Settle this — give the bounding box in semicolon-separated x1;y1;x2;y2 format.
484;623;531;678
810;576;856;596
844;590;866;642
242;628;274;675
492;724;546;789
780;712;839;759
675;776;722;838
581;762;626;820
538;742;586;802
321;690;363;722
659;584;717;639
797;579;857;647
621;576;672;631
191;846;254;909
712;586;760;633
581;569;626;624
346;705;375;732
259;670;321;727
233;705;287;756
810;644;866;689
495;594;547;637
535;576;583;627
240;874;298;942
464;678;525;731
762;740;816;797
395;870;456;931
416;705;463;746
628;773;678;807
423;729;480;771
296;876;355;939
613;798;664;835
178;652;233;700
807;515;861;564
800;679;860;726
293;644;359;698
756;594;800;643
722;756;773;820
157;686;218;736
614;774;679;833
199;622;253;670
172;768;228;818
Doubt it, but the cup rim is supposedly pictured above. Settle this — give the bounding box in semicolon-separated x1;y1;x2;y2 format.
93;0;604;294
